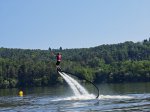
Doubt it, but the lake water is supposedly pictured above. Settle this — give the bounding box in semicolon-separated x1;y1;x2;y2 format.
0;82;150;112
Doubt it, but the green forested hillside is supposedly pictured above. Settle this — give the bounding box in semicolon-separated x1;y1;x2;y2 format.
0;39;150;88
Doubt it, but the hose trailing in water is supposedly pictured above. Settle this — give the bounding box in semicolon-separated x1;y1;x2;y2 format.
59;70;99;99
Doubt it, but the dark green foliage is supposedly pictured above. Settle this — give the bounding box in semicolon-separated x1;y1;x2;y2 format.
0;39;150;88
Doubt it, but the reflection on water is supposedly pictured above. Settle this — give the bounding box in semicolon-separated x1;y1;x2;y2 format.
0;82;150;112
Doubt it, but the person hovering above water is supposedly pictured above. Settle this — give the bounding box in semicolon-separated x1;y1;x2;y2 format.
52;52;62;71
56;52;62;66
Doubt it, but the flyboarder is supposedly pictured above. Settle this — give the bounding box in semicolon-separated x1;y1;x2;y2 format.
52;52;62;71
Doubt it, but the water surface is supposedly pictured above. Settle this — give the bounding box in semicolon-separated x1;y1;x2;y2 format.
0;82;150;112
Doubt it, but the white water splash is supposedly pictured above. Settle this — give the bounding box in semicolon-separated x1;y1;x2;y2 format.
57;72;134;101
52;94;95;101
52;94;134;101
62;72;89;95
99;95;134;100
58;72;95;99
59;72;81;96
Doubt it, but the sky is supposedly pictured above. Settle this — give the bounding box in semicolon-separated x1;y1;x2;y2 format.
0;0;150;50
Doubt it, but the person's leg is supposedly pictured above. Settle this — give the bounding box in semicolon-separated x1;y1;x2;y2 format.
56;61;61;71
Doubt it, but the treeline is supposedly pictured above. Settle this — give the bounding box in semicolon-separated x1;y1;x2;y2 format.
0;39;150;88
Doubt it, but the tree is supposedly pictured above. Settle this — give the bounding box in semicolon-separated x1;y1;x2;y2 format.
48;47;51;51
59;47;63;51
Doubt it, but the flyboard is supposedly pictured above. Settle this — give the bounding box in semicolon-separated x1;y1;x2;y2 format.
56;66;99;99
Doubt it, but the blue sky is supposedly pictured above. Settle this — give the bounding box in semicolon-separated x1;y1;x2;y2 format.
0;0;150;50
